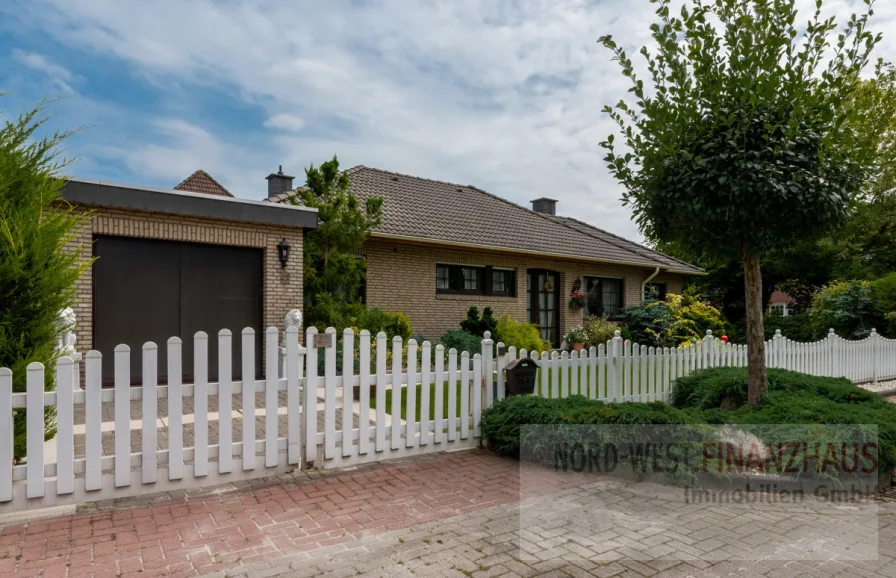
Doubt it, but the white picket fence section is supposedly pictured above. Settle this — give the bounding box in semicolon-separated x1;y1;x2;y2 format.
1;324;892;513
500;328;896;407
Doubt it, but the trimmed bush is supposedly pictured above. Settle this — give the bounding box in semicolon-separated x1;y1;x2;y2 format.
459;306;497;337
494;314;550;353
582;315;618;347
480;394;694;458
438;329;482;357
671;367;896;475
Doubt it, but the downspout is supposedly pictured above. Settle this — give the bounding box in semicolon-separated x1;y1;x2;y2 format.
641;267;661;303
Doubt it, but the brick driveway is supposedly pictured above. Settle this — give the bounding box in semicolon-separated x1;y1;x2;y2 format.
1;449;894;578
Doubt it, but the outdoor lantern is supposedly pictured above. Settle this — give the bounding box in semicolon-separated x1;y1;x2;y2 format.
277;239;290;268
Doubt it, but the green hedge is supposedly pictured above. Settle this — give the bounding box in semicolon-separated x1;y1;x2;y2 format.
479;395;694;458
482;368;896;481
671;367;896;475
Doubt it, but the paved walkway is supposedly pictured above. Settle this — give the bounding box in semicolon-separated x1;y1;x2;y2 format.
1;449;894;577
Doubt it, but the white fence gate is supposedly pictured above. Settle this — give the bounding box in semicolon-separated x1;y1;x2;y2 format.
1;325;892;512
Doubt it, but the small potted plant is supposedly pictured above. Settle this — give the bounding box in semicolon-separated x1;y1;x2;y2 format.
565;327;588;351
568;290;586;309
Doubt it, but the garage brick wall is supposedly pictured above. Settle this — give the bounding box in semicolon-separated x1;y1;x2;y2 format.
363;239;688;343
67;205;305;354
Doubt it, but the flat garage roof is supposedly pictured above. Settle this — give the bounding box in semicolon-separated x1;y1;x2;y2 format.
62;177;318;229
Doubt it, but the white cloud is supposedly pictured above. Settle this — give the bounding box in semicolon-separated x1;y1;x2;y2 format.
4;0;895;242
264;113;305;132
12;49;78;93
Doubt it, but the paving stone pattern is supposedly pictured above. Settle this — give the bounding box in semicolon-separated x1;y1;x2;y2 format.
1;449;894;578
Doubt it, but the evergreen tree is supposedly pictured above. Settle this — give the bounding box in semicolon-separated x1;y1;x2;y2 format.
0;96;92;460
292;156;383;327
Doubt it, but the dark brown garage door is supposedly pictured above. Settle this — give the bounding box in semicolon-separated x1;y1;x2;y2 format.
93;236;263;383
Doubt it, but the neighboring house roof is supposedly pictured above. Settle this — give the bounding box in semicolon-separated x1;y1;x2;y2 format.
174;170;234;197
268;166;703;275
770;290;795;304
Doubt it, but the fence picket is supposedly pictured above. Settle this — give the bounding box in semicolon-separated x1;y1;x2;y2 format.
325;328;338;459
304;327;317;465
406;340;418;448
420;341;431;446
265;327;279;467
56;357;74;495
540;351;550;398
473;353;482;437
358;331;371;455
496;342;506;402
570;350;579;396
434;344;445;444
483;336;494;408
460;351;470;440
560;351;569;398
142;343;158;484
86;351;103;490
390;336;402;451
218;330;233;474
26;362;44;498
243;329;257;471
343;329;355;457
375;332;387;452
114;345;130;488
447;349;458;442
194;332;209;477
286;327;301;465
0;369;10;502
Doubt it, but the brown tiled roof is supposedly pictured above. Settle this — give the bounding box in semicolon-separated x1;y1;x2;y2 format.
268;166;703;274
770;290;795;304
174;170;233;197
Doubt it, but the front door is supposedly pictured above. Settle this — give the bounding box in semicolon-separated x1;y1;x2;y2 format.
526;269;560;347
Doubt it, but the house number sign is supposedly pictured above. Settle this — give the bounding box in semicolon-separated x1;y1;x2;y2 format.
314;333;334;348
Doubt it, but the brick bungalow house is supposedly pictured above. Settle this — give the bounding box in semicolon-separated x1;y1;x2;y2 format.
61;170;317;381
266;166;703;346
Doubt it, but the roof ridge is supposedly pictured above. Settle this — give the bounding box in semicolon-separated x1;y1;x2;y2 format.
174;169;233;197
352;165;480;190
556;215;701;271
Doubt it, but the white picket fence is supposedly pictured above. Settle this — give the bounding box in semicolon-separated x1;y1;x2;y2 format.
498;328;896;407
1;325;892;513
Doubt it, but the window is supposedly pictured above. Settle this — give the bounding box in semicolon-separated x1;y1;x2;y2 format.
463;267;482;291
436;264;515;296
644;282;666;303
436;265;453;291
585;277;625;317
491;269;514;296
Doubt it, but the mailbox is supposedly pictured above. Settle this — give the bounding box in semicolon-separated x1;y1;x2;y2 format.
504;357;540;396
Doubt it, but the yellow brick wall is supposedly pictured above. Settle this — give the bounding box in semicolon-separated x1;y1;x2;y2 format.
364;239;686;343
67;205;304;354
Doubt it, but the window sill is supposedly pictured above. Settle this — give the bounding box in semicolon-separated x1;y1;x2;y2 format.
435;293;518;301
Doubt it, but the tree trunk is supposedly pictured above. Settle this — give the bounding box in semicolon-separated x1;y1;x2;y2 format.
743;247;768;407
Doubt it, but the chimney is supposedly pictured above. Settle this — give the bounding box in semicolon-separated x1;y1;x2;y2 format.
266;165;295;198
531;197;558;216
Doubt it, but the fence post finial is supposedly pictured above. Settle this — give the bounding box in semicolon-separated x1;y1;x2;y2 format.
871;328;878;335
774;329;782;336
483;331;491;340
706;329;713;336
829;328;835;336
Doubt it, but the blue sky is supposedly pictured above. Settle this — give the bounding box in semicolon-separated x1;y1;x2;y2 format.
1;0;894;242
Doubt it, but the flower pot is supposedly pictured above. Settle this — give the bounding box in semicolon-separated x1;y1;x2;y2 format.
572;343;585;352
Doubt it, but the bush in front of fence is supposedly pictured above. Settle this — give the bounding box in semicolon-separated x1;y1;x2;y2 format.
479;395;696;459
671;367;896;477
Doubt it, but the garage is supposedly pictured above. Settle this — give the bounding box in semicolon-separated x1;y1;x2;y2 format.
93;236;264;382
61;172;318;386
